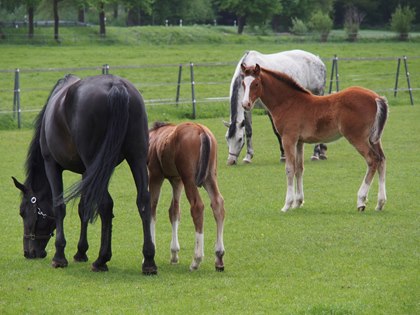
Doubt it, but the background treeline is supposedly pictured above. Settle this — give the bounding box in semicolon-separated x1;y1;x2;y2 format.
0;0;418;38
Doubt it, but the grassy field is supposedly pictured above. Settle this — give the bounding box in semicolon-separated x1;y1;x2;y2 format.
0;28;419;314
0;106;419;314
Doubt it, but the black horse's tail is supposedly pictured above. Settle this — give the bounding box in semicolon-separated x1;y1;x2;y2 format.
67;83;130;222
195;131;211;187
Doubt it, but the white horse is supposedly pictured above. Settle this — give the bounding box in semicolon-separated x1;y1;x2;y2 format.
224;49;327;165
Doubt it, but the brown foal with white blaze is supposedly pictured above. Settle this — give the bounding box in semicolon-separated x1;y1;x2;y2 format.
241;64;388;212
148;122;225;271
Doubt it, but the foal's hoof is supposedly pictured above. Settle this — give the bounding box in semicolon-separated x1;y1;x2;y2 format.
92;263;109;272
52;259;68;268
280;156;286;163
215;265;225;272
73;252;88;262
311;155;319;161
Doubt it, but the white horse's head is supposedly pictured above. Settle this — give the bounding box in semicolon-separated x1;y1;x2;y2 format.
224;119;245;165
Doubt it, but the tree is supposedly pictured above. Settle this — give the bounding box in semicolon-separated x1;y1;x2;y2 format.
390;5;416;41
217;0;281;34
53;0;63;41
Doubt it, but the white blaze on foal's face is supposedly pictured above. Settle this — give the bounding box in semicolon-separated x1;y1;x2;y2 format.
241;76;255;110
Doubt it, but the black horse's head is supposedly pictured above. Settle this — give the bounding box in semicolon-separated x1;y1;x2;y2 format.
12;177;55;259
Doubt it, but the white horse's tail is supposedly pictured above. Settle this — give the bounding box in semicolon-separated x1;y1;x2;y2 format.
370;97;389;144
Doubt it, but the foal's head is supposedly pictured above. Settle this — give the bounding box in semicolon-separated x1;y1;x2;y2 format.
240;63;263;111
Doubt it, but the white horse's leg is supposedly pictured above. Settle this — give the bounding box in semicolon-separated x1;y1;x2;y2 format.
243;109;254;163
294;142;305;208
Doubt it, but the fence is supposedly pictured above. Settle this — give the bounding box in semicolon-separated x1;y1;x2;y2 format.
1;55;419;128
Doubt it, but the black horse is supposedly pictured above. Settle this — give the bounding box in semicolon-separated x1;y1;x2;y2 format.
12;74;157;274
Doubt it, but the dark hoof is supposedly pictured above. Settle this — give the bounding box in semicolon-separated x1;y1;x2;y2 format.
358;206;366;212
91;263;108;272
215;265;225;272
52;258;68;268
74;253;88;262
319;154;327;160
280;156;286;163
142;262;158;275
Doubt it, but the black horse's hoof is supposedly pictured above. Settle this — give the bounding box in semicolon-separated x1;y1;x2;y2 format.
52;258;68;268
215;265;225;272
91;263;109;272
74;253;88;262
142;262;158;275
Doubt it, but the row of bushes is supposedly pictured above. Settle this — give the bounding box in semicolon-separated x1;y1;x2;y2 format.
290;5;416;42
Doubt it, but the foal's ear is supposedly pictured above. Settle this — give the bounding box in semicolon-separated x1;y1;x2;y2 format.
254;64;261;76
12;176;27;194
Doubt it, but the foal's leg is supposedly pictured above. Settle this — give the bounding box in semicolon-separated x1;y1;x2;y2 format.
281;138;297;212
373;142;387;210
168;178;183;264
92;191;114;272
183;181;205;271
294;141;305;208
73;197;89;262
351;141;380;211
243;110;254;163
149;173;164;246
203;178;225;271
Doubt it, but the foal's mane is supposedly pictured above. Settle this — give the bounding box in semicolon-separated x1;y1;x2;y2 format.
261;67;311;95
149;121;174;131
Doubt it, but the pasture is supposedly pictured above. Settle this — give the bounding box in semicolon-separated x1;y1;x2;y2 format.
1;107;419;314
0;38;419;314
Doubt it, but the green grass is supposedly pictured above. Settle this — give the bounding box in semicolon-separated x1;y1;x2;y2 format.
0;104;419;314
0;28;419;313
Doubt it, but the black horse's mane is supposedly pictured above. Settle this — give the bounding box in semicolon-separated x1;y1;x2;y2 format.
24;74;77;189
262;67;310;95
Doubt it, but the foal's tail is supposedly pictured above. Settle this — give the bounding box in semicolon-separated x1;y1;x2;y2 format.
195;131;212;187
370;97;389;144
67;83;130;222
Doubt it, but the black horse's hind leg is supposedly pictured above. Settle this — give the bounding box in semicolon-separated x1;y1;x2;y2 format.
267;112;285;162
92;192;113;272
74;197;89;262
128;157;157;275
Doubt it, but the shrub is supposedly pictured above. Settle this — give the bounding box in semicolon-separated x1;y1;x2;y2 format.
309;11;333;42
390;5;416;41
289;17;307;36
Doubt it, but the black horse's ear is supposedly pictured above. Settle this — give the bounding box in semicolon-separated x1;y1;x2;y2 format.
12;176;27;194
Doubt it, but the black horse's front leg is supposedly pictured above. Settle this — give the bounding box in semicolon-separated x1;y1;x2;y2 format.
52;202;68;268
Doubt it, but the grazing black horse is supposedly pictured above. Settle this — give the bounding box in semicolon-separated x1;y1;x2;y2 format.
12;74;157;274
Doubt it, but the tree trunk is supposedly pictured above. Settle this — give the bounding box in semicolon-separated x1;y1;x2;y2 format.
99;2;106;37
53;0;59;41
237;16;245;34
78;7;85;24
28;5;34;39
